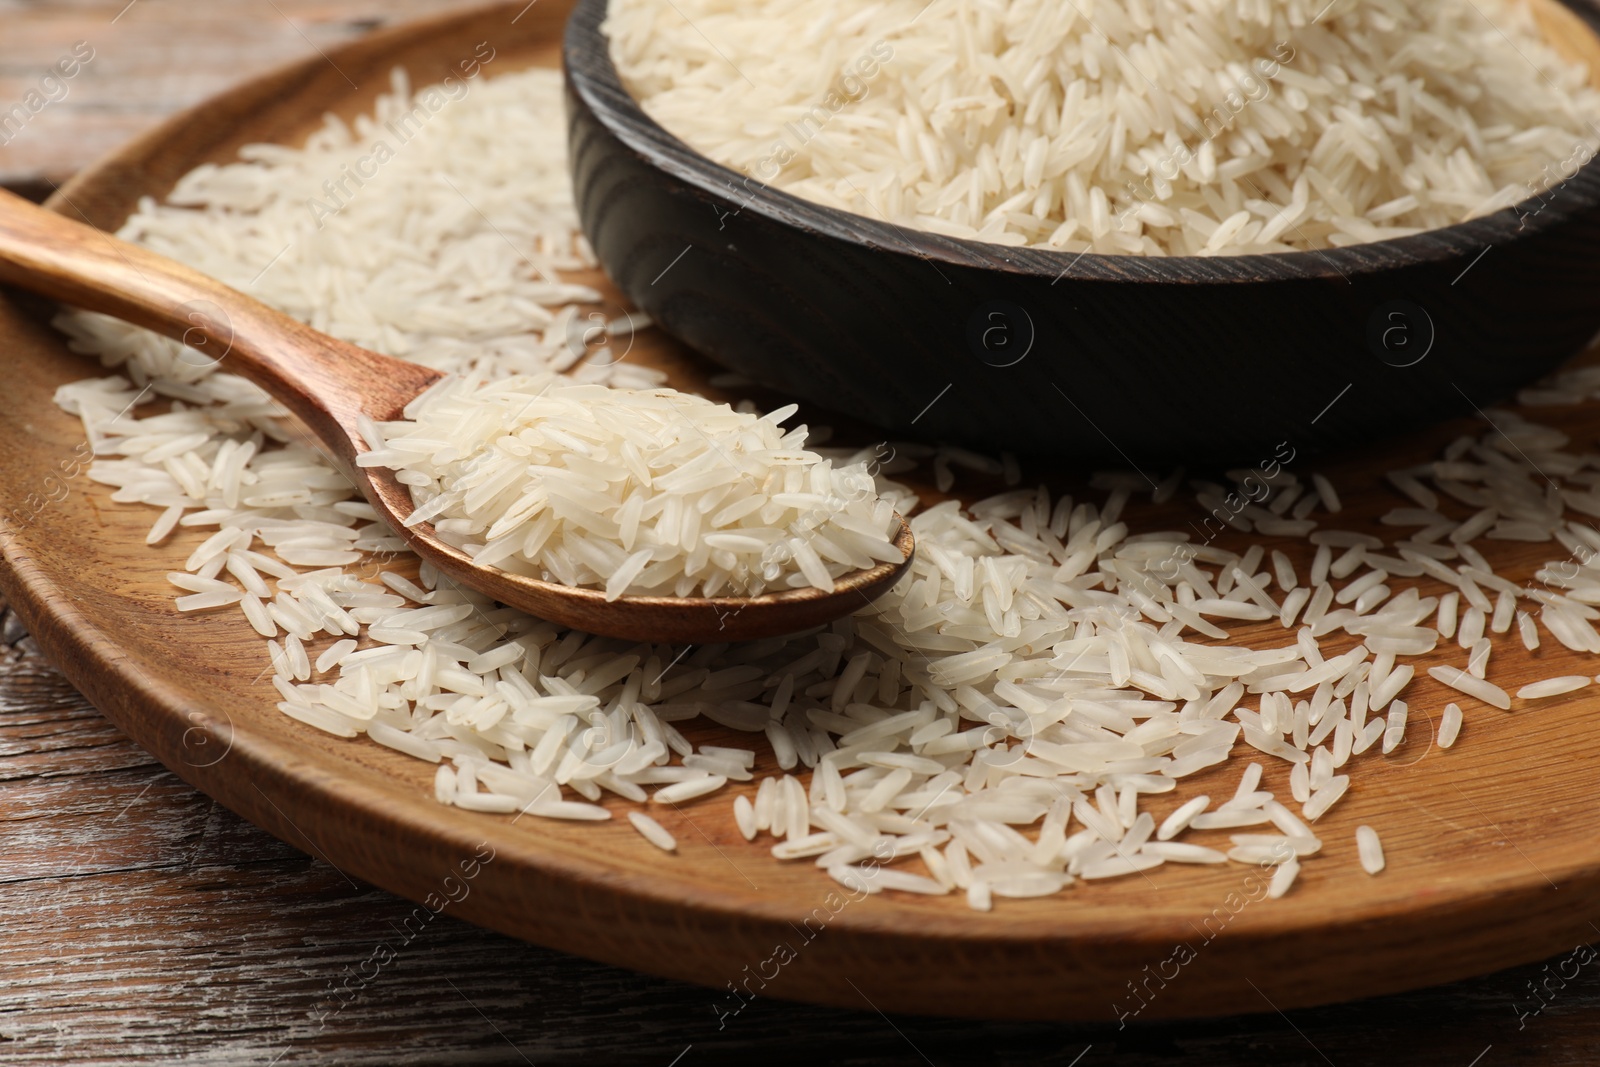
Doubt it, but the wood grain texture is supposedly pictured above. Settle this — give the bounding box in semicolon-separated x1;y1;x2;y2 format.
564;0;1600;463
10;0;1600;1029
0;0;491;192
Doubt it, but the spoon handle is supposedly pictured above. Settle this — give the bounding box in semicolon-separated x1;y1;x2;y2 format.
0;188;438;461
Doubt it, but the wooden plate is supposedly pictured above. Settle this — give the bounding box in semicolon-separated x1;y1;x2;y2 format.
3;0;1599;1022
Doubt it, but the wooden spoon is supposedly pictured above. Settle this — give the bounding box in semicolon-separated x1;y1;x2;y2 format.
0;188;914;642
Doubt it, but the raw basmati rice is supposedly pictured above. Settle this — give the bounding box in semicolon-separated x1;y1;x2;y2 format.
607;0;1600;255
1356;824;1385;874
628;810;678;851
1515;675;1591;699
1428;666;1512;710
47;55;1600;920
1438;703;1463;749
367;374;900;598
1267;857;1300;898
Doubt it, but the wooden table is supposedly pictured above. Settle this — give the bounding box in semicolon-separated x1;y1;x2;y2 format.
3;2;1600;1062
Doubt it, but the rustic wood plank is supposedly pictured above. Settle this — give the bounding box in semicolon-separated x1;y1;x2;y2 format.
0;0;486;190
0;652;152;782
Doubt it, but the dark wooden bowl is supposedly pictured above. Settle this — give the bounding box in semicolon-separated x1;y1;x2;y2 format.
564;0;1600;465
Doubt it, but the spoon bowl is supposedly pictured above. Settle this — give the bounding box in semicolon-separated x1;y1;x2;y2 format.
0;188;914;642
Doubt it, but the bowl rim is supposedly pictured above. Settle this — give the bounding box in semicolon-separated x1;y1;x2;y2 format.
565;0;1600;285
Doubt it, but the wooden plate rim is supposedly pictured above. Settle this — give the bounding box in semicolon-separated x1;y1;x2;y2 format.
0;0;1597;1021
